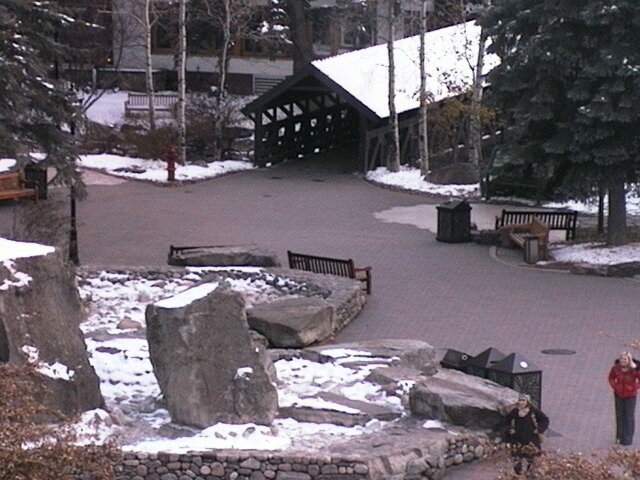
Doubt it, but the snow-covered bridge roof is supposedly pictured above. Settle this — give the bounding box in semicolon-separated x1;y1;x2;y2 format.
244;21;499;122
311;20;499;120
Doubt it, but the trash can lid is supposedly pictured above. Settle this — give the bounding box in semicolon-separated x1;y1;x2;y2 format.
437;199;472;211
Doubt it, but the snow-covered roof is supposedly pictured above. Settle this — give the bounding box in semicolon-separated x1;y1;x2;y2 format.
312;21;499;120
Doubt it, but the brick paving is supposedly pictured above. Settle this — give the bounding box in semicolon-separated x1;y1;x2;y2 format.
3;157;639;478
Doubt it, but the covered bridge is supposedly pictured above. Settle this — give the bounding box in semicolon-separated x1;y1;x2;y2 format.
242;21;498;172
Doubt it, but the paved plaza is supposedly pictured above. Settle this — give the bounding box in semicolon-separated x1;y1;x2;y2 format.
3;156;639;478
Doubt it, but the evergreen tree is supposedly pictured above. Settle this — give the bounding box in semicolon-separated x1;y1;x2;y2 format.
0;0;83;194
481;0;640;245
274;0;313;72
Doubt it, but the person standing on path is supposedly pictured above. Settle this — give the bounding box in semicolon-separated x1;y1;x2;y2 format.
608;351;640;445
504;393;549;475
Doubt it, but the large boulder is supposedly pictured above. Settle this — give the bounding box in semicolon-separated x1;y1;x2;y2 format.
0;240;104;416
307;339;439;376
146;281;278;428
247;296;334;347
409;368;519;429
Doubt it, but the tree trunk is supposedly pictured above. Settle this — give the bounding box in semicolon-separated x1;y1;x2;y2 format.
210;0;234;160
418;0;429;177
468;27;487;170
176;0;187;163
283;0;314;73
217;0;231;98
144;0;156;131
387;1;400;172
607;170;627;246
597;185;605;235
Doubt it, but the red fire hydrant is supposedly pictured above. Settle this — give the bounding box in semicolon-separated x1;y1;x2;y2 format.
165;145;177;182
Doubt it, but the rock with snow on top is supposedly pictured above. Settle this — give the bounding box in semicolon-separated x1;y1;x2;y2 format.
0;241;104;416
146;282;278;428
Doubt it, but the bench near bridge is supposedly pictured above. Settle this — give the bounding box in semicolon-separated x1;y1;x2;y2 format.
495;209;578;240
124;92;178;117
0;172;38;202
287;251;372;294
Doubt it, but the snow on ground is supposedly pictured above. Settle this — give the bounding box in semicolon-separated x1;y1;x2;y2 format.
78;154;254;182
83;90;130;127
76;267;403;453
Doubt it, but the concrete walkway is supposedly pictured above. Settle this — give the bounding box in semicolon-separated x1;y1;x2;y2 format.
3;157;638;478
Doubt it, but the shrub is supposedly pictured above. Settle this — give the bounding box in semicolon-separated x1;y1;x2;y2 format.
492;448;640;479
3;192;69;248
0;363;119;480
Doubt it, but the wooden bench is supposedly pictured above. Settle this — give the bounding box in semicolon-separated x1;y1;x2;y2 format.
495;209;578;240
0;172;38;202
287;251;372;295
501;217;550;261
124;92;178;117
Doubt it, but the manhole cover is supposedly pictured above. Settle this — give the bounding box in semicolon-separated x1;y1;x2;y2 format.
541;349;576;355
312;178;325;182
271;176;283;180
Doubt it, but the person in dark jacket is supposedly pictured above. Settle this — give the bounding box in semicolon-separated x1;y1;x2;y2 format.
504;393;550;475
608;351;640;445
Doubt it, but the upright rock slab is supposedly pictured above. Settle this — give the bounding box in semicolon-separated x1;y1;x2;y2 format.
146;282;278;428
0;239;104;416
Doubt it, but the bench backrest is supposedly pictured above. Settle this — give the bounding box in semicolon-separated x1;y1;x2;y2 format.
127;93;178;108
497;209;578;240
0;172;22;190
287;251;355;278
498;210;576;228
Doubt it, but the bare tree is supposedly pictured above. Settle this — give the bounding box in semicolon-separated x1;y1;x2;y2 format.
185;0;254;160
143;0;157;130
176;0;187;163
466;26;487;168
387;0;401;172
418;0;435;177
108;0;160;129
467;0;489;168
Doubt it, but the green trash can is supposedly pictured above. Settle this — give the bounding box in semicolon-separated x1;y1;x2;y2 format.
436;199;472;243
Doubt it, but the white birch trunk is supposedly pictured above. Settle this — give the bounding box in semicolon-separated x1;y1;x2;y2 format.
217;0;231;98
144;0;156;131
418;0;430;177
387;1;400;172
468;27;487;168
177;0;187;163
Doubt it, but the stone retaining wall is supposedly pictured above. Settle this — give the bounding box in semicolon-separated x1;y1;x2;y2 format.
116;451;370;480
115;433;498;480
405;434;497;480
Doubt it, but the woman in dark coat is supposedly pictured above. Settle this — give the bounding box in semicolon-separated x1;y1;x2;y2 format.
504;393;549;475
608;351;640;445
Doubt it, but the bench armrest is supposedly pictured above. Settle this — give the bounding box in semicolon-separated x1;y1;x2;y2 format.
354;266;372;295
